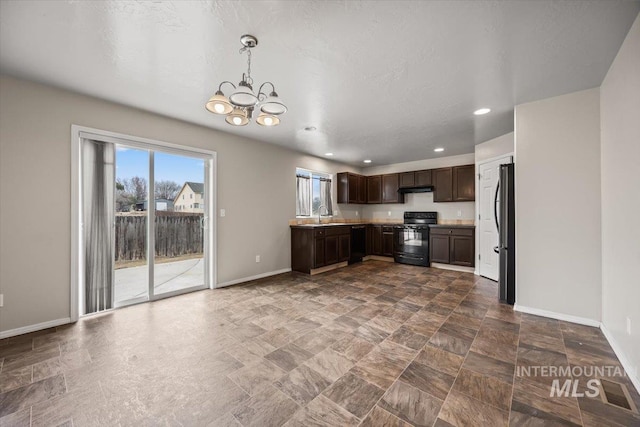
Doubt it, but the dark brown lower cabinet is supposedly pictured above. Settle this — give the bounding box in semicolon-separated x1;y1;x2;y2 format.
372;225;383;255
382;226;394;256
429;226;475;267
291;225;351;274
339;234;350;262
292;223;399;274
429;234;451;264
325;235;339;265
450;235;474;266
314;237;326;267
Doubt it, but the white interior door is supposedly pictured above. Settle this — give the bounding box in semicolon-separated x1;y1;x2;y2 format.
478;155;512;281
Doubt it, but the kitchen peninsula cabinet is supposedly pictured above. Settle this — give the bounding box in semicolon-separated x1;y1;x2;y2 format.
291;225;351;274
292;223;402;274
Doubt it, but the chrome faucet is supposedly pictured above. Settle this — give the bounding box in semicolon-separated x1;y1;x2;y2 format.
318;205;326;224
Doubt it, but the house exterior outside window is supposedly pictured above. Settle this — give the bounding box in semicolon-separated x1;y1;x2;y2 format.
173;182;205;213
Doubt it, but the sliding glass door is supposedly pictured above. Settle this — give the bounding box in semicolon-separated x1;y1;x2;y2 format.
81;135;211;314
114;145;150;306
152;151;207;298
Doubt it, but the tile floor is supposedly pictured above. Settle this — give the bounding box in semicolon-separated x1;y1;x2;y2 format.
1;261;638;426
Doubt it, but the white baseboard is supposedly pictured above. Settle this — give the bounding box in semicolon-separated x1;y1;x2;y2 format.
600;323;640;395
0;317;72;340
364;255;394;262
311;262;348;276
513;304;600;327
431;263;475;274
215;268;292;289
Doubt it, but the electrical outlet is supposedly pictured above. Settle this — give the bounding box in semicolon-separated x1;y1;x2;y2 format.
220;209;225;217
255;255;260;263
457;210;462;217
388;211;391;217
356;211;359;217
0;293;3;307
627;317;632;335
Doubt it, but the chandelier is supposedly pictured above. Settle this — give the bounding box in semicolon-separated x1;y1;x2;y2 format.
205;34;287;127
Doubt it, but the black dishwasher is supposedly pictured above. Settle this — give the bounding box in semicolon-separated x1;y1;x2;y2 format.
350;225;366;264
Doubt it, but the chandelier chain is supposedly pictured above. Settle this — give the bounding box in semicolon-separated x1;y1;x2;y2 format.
240;46;253;86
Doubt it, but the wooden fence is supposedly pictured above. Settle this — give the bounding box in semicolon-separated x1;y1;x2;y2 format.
115;212;203;261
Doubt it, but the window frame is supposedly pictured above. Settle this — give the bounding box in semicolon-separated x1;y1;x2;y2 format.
296;167;333;218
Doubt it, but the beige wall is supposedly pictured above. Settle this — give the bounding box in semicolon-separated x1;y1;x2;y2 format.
0;76;361;333
474;132;514;163
600;14;640;384
514;88;602;322
360;154;476;222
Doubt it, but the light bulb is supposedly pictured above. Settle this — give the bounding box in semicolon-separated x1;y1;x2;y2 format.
233;117;242;125
214;103;225;114
264;117;273;126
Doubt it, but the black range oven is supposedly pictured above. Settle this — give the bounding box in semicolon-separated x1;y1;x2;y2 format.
393;212;438;267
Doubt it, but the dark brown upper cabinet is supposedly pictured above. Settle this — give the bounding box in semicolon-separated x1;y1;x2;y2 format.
382;173;404;203
400;170;431;187
415;170;432;186
367;175;382;204
399;172;415;188
337;164;469;205
433;167;454;202
433;165;475;202
357;175;367;204
452;164;475;201
337;172;366;204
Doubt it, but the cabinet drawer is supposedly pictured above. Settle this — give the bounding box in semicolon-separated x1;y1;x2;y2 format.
382;226;394;233
429;227;474;236
429;228;452;235
451;228;474;237
314;229;326;237
326;226;350;236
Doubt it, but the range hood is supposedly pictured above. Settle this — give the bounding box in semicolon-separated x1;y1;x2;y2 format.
398;185;434;194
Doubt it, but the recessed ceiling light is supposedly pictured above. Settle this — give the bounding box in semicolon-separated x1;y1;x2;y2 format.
434;147;444;152
304;126;317;131
473;108;491;115
325;152;333;156
363;159;372;164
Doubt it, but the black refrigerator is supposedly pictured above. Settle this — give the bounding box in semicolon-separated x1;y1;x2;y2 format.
495;163;515;304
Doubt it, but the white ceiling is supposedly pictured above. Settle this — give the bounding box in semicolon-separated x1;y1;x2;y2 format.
1;1;638;166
